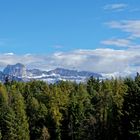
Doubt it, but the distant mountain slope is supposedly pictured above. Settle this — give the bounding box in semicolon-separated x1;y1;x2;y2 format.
0;63;102;83
47;68;101;78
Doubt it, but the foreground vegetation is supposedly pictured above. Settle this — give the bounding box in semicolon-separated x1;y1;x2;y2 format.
0;73;140;140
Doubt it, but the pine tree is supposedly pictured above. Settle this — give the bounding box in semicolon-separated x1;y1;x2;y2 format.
2;106;17;140
25;95;48;140
121;77;140;139
10;89;30;140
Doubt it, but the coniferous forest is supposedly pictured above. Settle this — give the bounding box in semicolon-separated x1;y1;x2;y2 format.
0;74;140;140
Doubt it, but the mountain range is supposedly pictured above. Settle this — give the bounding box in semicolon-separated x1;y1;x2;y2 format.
0;63;102;83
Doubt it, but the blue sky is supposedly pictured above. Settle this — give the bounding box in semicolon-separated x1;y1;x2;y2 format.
0;0;140;75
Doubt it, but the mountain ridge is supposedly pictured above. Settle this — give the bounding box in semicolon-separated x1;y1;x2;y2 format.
0;63;102;83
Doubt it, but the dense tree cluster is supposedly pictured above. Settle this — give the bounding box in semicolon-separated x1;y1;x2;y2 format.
0;74;140;140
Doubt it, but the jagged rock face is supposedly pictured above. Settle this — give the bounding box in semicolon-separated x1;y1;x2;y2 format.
3;63;27;77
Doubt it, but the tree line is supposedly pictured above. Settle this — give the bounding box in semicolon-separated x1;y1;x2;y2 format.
0;73;140;140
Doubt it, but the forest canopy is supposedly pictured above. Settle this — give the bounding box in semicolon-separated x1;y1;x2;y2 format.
0;74;140;140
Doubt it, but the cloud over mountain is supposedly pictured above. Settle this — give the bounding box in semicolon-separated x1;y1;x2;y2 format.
0;48;140;76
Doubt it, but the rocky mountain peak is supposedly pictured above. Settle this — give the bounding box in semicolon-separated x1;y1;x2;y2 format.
3;63;27;77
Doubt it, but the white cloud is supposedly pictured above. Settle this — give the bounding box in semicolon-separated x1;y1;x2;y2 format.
101;38;131;47
104;3;127;11
107;20;140;39
0;49;140;76
4;53;14;56
101;38;140;49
